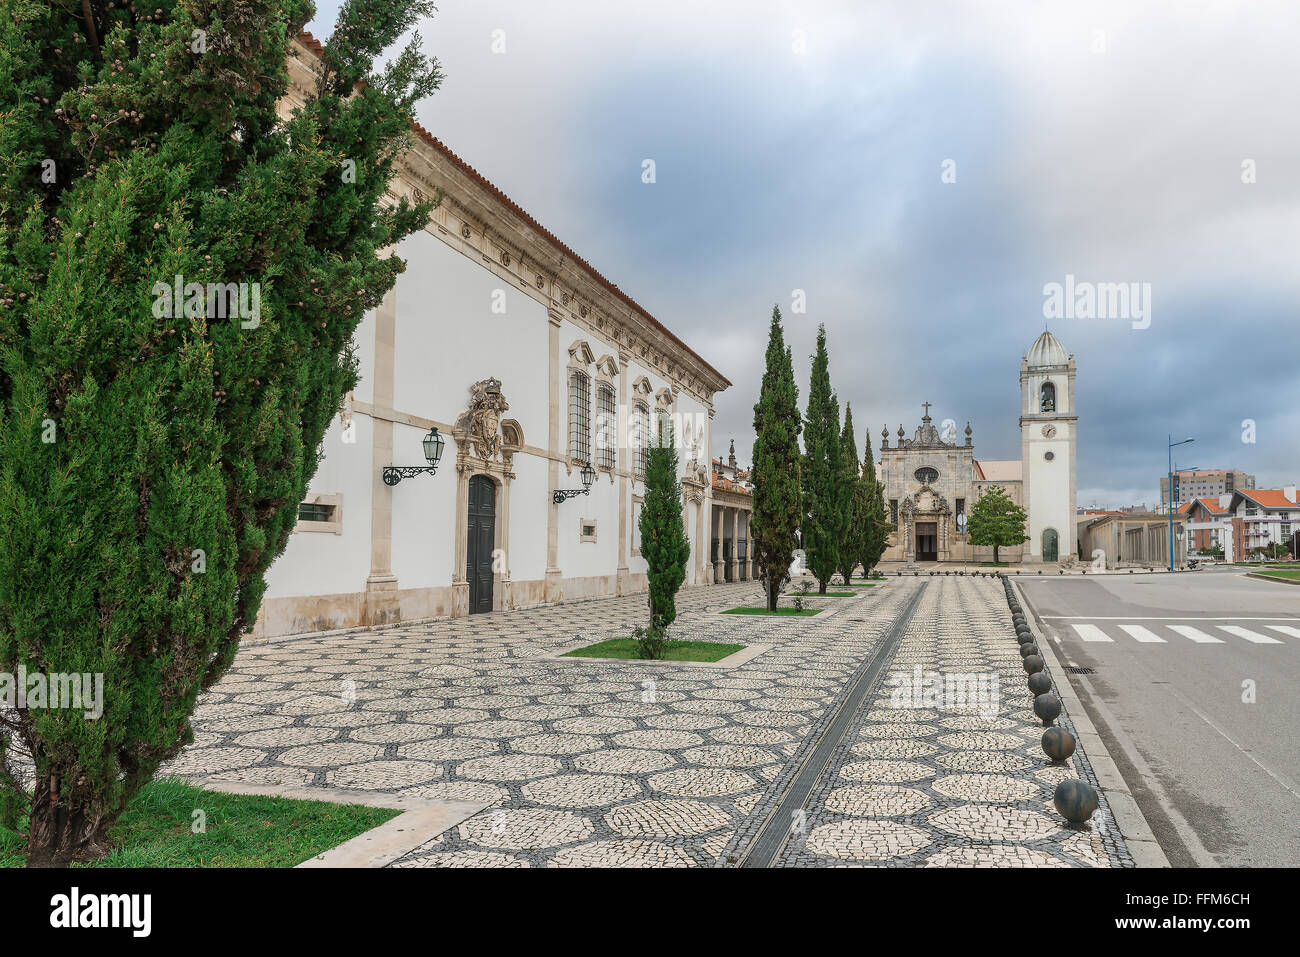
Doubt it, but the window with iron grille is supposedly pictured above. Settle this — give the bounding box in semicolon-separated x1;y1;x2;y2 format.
595;383;617;469
298;502;334;523
632;401;650;476
568;371;591;463
890;499;899;525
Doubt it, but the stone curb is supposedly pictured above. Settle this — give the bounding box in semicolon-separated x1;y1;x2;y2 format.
1010;580;1170;868
187;776;489;868
1245;571;1300;586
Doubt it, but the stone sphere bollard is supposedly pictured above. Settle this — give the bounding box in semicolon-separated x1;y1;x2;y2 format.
1020;641;1039;658
1033;692;1062;726
1023;654;1044;675
1027;671;1052;696
1054;779;1099;825
1042;726;1076;763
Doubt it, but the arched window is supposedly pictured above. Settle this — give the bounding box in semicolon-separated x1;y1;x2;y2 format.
568;370;591;463
632;401;650;476
595;382;617;470
1040;382;1056;413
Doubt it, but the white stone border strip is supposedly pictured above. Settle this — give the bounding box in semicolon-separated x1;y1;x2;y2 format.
1010;580;1170;867
541;642;773;669
187;776;489;869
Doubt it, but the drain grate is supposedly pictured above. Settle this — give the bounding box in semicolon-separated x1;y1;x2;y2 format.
1065;666;1096;675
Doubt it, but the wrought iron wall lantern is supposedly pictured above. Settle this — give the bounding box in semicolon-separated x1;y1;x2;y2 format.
554;461;596;504
382;426;445;486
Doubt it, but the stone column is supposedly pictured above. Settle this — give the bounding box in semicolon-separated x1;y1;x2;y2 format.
616;350;631;595
712;504;724;583
545;309;563;602
363;283;401;626
729;507;739;583
743;510;753;580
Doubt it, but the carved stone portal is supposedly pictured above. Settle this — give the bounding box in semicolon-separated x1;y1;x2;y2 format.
455;377;510;462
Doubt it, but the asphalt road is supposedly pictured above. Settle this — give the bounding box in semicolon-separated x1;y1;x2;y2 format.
1016;568;1300;868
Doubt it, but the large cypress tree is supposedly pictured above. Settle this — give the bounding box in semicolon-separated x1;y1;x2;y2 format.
0;0;441;865
801;324;843;594
750;306;801;611
853;429;891;577
836;403;861;584
639;432;690;637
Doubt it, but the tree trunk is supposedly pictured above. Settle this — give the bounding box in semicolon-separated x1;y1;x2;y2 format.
766;579;777;612
25;776;111;868
993;545;1000;565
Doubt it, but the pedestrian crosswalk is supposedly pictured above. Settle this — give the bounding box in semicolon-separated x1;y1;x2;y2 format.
1060;620;1295;645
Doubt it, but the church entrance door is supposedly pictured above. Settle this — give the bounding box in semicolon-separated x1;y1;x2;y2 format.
916;522;938;562
1042;528;1059;563
467;475;496;614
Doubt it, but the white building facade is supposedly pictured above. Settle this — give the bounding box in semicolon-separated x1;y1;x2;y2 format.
253;37;729;637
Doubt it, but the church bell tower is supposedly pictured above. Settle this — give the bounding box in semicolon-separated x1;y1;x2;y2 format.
1020;330;1077;562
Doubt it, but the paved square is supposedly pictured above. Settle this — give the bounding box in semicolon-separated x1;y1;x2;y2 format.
176;577;1131;867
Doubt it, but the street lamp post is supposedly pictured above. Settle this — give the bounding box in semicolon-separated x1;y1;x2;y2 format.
1167;435;1194;571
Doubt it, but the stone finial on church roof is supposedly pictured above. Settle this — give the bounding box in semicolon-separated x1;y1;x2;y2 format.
728;438;736;469
965;421;972;447
881;424;890;450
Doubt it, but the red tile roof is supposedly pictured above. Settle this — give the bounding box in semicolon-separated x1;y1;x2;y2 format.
295;32;730;390
1185;498;1228;515
1236;489;1298;510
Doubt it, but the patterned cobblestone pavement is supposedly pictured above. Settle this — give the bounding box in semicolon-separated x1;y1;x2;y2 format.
776;577;1130;867
175;575;1129;867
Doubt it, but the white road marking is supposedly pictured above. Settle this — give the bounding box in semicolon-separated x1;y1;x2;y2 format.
1168;625;1224;644
1266;625;1300;639
1070;623;1113;642
1217;625;1283;645
1118;624;1166;643
1042;616;1300;621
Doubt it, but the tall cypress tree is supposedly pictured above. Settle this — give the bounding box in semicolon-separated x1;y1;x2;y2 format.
0;0;441;865
639;432;690;636
837;403;861;584
750;306;801;611
802;324;843;594
853;429;890;577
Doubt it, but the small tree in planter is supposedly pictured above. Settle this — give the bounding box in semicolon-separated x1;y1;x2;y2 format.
967;486;1029;565
637;431;690;656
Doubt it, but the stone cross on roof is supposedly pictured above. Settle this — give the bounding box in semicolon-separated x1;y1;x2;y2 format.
921;401;932;421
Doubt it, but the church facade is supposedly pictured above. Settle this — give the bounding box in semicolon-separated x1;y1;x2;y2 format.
879;330;1078;565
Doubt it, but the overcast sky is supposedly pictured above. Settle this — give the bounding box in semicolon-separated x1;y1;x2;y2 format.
308;1;1300;507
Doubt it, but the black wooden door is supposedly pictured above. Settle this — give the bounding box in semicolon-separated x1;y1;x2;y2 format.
916;522;937;562
467;476;496;614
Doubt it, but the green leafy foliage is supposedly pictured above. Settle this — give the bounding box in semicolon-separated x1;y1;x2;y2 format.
638;435;690;636
749;307;801;611
837;403;861;583
0;0;440;865
801;324;844;593
966;486;1029;564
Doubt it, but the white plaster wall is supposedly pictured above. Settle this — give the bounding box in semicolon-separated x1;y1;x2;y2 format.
509;453;548;582
393;229;549;447
265;414;374;598
1025;432;1072;559
389;417;457;589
